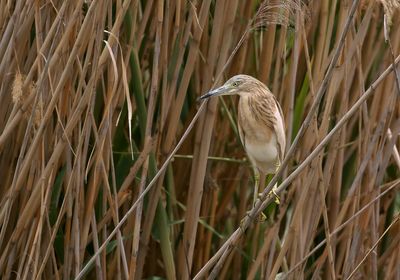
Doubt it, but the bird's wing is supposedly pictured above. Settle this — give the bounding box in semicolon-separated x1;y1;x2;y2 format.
272;97;286;163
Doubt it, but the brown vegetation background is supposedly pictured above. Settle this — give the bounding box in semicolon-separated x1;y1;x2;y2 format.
0;0;399;279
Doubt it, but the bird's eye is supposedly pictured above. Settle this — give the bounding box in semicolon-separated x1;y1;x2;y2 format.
232;81;239;87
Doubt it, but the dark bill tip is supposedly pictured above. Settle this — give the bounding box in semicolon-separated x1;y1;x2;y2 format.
197;92;213;102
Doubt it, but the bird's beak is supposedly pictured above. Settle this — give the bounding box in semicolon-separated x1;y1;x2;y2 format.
198;84;232;101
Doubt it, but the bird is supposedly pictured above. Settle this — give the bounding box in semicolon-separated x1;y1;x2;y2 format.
199;74;286;220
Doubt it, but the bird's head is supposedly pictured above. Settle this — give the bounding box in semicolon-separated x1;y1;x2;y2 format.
198;74;264;100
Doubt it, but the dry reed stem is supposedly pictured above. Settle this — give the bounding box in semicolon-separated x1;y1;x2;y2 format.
0;1;398;279
75;101;208;279
196;22;400;280
207;52;400;277
196;0;363;277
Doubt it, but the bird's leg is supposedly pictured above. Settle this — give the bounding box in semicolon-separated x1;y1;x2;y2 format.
239;169;265;230
253;171;259;207
264;174;280;205
255;171;266;222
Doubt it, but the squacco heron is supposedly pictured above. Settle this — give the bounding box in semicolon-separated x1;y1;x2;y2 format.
200;74;286;219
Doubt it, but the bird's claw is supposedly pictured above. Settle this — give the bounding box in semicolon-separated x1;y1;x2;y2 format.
240;211;266;230
258;212;267;222
268;189;280;205
240;211;251;231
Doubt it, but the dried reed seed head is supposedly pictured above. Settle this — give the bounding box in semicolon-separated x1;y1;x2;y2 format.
12;72;24;105
379;0;400;25
252;0;305;30
12;72;42;127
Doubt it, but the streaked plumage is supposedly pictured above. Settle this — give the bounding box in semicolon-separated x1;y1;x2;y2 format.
200;74;286;212
235;75;285;174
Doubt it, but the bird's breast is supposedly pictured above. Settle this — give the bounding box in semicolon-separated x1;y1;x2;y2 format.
238;97;279;172
245;136;278;163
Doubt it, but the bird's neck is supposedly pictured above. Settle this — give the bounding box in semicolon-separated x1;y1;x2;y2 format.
239;94;275;129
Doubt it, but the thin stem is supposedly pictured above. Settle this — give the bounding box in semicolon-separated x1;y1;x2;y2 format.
201;0;363;277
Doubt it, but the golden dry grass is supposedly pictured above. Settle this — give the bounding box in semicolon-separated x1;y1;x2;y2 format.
0;0;399;279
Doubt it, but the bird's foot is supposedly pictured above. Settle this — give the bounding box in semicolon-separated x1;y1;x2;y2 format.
268;188;280;205
252;199;267;222
259;187;280;204
240;210;266;231
240;211;251;231
258;211;267;222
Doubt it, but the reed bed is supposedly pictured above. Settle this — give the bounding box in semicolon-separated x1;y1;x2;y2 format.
0;0;399;279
